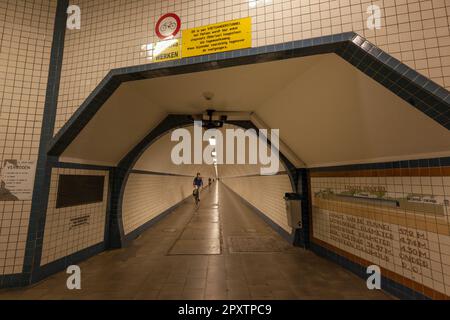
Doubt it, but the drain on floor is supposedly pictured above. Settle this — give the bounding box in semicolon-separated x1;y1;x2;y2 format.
228;236;291;253
243;228;257;233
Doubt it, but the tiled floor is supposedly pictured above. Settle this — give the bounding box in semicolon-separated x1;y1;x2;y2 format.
0;183;390;300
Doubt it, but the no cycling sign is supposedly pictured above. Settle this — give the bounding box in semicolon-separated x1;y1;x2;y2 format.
155;13;181;40
152;14;251;63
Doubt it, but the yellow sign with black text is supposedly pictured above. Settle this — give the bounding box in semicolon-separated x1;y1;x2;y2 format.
181;17;251;58
153;39;181;62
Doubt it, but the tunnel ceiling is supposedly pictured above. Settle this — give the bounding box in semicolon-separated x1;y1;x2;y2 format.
58;53;450;168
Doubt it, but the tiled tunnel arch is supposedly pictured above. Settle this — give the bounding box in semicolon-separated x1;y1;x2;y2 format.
109;116;299;249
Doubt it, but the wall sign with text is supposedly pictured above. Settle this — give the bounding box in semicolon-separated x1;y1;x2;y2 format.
147;16;252;62
182;17;252;58
0;159;36;201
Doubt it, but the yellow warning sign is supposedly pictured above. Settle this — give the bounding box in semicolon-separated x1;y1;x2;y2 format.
182;17;251;58
153;39;181;62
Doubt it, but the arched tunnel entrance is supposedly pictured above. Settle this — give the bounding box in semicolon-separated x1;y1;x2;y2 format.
1;36;449;300
116;121;300;250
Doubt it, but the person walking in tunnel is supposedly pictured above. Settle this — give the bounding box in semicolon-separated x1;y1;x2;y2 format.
193;172;204;203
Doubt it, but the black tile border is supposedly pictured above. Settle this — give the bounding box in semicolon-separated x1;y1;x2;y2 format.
35;242;105;284
0;160;112;289
108;117;298;249
0;0;70;289
310;242;430;300
307;155;450;300
221;182;295;244
216;171;289;179
130;170;194;178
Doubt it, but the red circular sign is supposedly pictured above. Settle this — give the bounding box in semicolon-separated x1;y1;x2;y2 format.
155;13;181;40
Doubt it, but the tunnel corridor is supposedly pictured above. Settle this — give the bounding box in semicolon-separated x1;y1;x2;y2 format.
1;1;450;302
0;182;389;300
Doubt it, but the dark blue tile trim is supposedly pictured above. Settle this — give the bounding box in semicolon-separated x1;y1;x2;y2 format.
340;35;449;129
123;196;191;246
310;242;431;300
30;161;110;287
49;159;111;268
310;156;450;172
1;165;112;288
221;182;294;244
1;0;70;289
48;32;449;160
308;157;450;299
0;273;30;289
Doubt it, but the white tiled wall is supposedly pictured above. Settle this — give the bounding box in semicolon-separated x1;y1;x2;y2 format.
221;174;292;232
40;168;108;266
122;173;194;235
0;0;55;275
56;0;450;133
